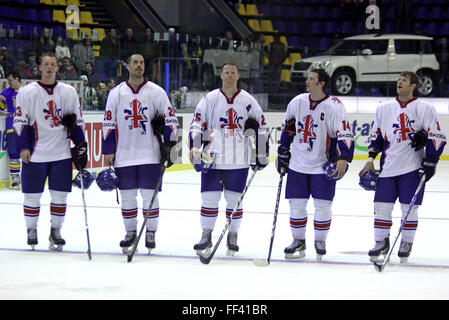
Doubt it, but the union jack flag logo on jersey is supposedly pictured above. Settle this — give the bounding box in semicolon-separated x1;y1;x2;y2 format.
392;112;415;143
124;99;148;134
297;114;318;151
219;108;243;130
43;100;62;128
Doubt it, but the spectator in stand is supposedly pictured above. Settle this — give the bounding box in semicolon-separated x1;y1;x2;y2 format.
141;27;160;81
27;52;38;71
267;34;288;92
0;47;13;76
81;61;100;87
81;75;98;110
122;27;139;60
101;28;120;59
58;56;78;80
96;82;108;109
105;77;116;95
34;27;55;57
72;38;95;74
29;65;40;79
55;35;71;61
17;61;31;79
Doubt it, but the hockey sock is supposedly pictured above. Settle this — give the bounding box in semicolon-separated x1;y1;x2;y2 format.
49;190;68;229
224;190;243;233
120;189;138;232
400;203;419;243
23;193;42;229
373;202;394;241
200;191;221;231
289;198;308;240
140;189;159;232
313;198;332;242
9;158;20;176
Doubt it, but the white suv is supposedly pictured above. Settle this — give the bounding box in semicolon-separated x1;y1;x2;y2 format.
290;34;440;96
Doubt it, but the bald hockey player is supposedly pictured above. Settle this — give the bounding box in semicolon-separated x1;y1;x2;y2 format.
189;62;269;256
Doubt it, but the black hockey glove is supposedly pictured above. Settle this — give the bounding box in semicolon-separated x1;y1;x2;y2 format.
71;141;88;171
61;113;77;138
411;129;428;151
419;156;438;182
244;117;259;136
160;141;176;168
151;114;165;136
276;146;290;175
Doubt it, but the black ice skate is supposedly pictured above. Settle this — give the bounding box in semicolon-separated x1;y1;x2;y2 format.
193;229;212;255
284;239;306;259
398;241;413;263
314;240;326;261
368;237;390;262
145;230;156;254
120;231;136;254
27;228;38;250
9;174;21;190
226;232;239;256
48;228;65;251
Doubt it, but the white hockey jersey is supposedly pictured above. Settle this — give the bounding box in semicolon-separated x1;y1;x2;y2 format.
102;81;179;168
368;97;447;178
189;88;268;170
281;93;354;174
13;81;85;162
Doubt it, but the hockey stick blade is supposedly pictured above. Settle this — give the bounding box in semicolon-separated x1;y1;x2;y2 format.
199;253;213;265
373;261;385;272
253;258;270;267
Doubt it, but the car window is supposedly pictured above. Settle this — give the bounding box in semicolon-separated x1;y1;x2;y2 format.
325;39;388;55
325;40;361;56
395;40;433;54
363;40;388;55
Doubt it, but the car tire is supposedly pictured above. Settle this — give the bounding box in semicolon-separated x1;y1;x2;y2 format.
331;70;355;95
417;71;434;97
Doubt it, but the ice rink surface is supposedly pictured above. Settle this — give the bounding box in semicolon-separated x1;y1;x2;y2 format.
1;160;449;302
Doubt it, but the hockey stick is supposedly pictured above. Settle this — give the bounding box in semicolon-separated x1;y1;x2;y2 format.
199;167;259;265
127;160;167;263
253;168;286;266
373;174;426;272
79;170;92;260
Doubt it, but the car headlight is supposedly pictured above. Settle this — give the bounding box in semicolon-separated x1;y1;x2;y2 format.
311;61;330;70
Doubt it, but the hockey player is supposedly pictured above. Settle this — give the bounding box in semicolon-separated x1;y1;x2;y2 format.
359;71;447;263
189;62;269;256
276;69;354;260
0;70;22;189
13;52;87;251
102;53;179;254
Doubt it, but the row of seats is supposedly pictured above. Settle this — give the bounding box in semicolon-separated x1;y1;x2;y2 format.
245;4;449;21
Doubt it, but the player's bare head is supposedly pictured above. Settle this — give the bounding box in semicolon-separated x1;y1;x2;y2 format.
126;54;145;77
397;71;418;96
307;69;329;93
221;62;239;86
7;70;21;89
399;71;419;86
39;52;59;81
39;52;58;65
